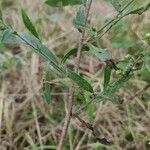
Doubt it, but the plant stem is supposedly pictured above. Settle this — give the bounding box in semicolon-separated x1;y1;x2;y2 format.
57;89;74;150
87;0;135;43
57;1;93;149
75;0;93;73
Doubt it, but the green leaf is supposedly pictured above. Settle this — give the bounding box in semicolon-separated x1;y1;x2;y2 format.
95;68;134;104
95;93;119;104
110;0;122;12
88;44;109;61
45;0;82;7
43;64;51;104
87;103;95;123
17;33;65;74
21;9;40;39
67;70;93;93
104;65;112;90
84;92;96;123
0;22;3;30
61;48;77;64
125;1;150;15
0;12;7;31
62;0;83;5
0;28;14;42
0;9;3;21
105;73;133;95
73;5;86;30
61;46;89;64
0;34;22;44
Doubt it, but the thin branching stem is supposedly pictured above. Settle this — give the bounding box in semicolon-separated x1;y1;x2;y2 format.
75;0;93;73
57;1;93;149
87;0;135;43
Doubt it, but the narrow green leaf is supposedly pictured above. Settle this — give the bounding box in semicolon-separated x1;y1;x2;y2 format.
73;5;86;30
0;22;8;31
105;73;133;95
0;24;23;44
21;9;40;39
17;33;65;74
104;65;112;90
67;70;93;93
61;46;89;64
0;14;8;31
45;0;82;7
20;33;56;61
88;44;109;61
43;64;51;104
0;28;14;42
84;92;96;123
61;48;77;64
0;9;3;21
95;93;119;104
0;34;22;44
45;0;60;7
87;104;95;123
125;2;150;15
62;0;82;6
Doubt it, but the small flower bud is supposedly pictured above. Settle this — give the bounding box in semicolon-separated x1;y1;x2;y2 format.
125;54;132;59
146;33;150;38
116;70;122;75
145;33;150;43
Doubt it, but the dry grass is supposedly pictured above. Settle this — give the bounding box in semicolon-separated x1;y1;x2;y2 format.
0;0;150;149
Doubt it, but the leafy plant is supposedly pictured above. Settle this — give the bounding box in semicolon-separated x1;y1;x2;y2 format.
0;0;149;149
